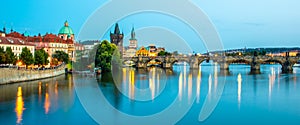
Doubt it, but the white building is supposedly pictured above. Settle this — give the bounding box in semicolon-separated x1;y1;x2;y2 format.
0;36;35;58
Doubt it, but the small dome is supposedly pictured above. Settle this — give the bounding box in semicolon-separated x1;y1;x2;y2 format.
24;31;30;37
58;21;74;35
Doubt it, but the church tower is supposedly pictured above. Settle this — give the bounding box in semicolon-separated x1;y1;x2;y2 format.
110;23;124;52
129;26;137;50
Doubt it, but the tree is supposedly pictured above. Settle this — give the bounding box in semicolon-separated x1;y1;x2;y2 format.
95;40;120;72
20;47;34;68
34;49;49;67
5;47;17;64
158;51;171;56
52;51;69;64
0;47;6;64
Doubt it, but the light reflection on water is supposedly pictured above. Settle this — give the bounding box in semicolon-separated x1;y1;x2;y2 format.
15;86;24;124
0;65;300;124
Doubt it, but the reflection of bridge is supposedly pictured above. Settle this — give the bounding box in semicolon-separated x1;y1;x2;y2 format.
123;53;300;73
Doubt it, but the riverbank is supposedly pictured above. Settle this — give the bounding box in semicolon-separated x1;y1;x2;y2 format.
0;65;66;85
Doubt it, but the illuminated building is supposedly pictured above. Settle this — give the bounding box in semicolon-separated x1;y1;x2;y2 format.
136;46;149;56
148;44;157;57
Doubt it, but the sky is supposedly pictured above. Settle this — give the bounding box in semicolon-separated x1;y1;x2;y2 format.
1;0;300;53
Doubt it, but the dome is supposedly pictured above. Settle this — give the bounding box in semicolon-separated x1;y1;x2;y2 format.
58;21;74;35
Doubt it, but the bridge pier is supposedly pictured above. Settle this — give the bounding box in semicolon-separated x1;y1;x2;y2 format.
282;61;293;73
219;63;229;70
189;56;200;69
162;62;173;69
136;62;147;69
250;62;261;72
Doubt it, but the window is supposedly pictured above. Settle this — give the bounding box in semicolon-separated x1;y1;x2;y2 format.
7;38;13;43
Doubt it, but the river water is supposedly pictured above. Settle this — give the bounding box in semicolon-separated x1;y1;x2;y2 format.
1;64;300;125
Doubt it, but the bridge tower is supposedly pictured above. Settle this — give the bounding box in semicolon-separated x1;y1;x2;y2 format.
282;52;294;73
250;51;261;72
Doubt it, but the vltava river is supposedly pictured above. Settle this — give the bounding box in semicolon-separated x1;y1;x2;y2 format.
1;63;300;125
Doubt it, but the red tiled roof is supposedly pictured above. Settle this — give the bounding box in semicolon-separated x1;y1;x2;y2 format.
6;32;26;40
0;36;35;46
5;31;76;44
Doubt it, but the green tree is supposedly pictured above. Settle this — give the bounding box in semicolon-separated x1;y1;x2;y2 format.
5;47;17;64
95;40;121;72
158;51;171;56
0;47;6;64
20;47;34;68
52;51;69;64
34;49;49;67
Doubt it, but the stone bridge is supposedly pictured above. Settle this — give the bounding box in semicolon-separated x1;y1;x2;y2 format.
122;55;210;69
122;53;300;73
210;55;300;73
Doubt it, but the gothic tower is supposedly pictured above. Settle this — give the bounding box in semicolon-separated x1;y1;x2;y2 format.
129;26;137;50
110;23;124;53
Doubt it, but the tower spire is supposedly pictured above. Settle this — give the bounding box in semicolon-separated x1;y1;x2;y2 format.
131;26;135;40
114;23;120;34
64;20;69;27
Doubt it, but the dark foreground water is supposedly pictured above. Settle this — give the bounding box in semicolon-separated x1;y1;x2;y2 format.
1;64;300;125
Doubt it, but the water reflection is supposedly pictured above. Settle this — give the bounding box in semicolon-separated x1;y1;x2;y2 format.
0;75;76;124
269;67;276;100
44;84;50;114
179;72;183;101
15;86;24;124
196;67;201;103
237;73;242;109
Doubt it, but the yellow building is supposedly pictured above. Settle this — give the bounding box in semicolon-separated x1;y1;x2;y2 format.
136;46;149;56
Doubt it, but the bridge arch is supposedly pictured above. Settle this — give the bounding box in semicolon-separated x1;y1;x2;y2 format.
262;59;284;66
227;59;251;64
146;59;163;67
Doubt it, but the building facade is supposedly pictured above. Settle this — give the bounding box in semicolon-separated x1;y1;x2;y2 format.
0;36;35;58
1;21;82;66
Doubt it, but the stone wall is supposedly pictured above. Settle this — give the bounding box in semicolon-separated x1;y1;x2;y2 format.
0;65;66;84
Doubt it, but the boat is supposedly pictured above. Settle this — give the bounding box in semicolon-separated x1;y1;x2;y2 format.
294;61;300;67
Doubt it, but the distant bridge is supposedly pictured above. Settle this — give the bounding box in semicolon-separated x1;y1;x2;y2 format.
210;55;300;73
122;55;210;69
122;53;300;73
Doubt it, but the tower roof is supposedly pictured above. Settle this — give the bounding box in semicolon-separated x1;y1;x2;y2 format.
114;23;120;34
58;20;74;35
130;26;136;40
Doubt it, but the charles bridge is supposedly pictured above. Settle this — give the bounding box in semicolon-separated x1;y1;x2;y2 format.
122;52;300;73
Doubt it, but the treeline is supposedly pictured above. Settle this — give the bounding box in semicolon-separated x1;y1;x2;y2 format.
74;40;121;73
0;47;69;68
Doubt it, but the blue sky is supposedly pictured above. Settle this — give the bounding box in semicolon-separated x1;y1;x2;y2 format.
1;0;300;53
